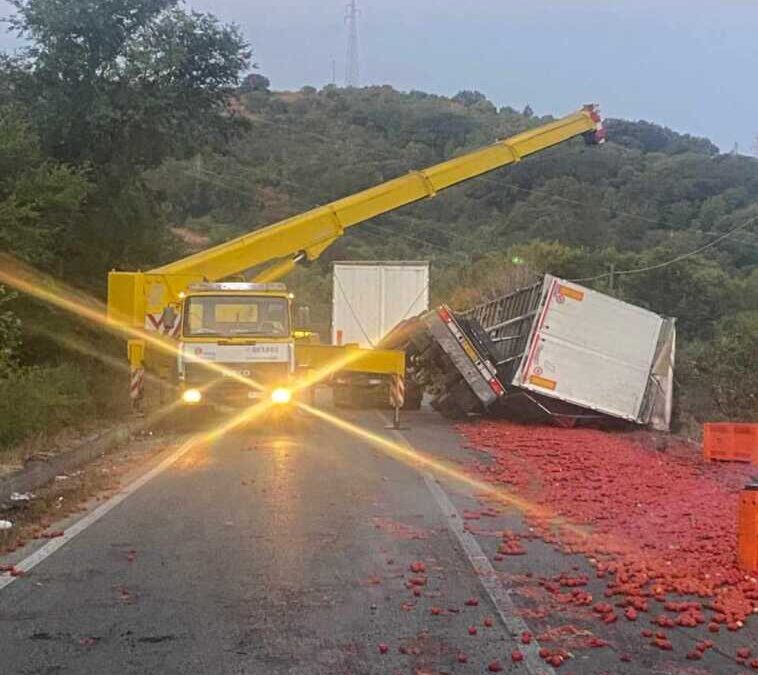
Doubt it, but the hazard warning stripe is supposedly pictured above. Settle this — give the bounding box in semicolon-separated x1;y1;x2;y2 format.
130;368;145;400
389;374;405;408
145;313;163;330
145;314;181;337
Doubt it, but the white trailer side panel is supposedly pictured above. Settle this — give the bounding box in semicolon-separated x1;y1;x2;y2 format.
514;275;664;422
332;262;430;347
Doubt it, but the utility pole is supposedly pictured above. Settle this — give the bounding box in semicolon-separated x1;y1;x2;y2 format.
344;0;360;87
331;58;337;85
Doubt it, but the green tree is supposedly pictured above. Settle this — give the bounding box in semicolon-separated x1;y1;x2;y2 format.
2;0;251;275
0;105;90;263
452;90;487;107
6;0;250;171
618;253;738;339
680;311;758;422
0;285;21;377
241;73;271;93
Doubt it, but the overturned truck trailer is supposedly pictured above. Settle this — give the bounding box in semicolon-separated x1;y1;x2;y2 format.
383;275;675;430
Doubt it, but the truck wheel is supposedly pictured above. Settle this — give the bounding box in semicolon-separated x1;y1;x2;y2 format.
402;379;423;410
432;393;468;420
450;380;482;416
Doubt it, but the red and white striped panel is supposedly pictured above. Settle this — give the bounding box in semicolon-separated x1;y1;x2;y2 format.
389;374;405;409
145;313;181;338
583;104;606;144
130;367;145;401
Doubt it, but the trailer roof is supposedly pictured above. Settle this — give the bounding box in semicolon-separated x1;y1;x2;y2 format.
332;260;430;267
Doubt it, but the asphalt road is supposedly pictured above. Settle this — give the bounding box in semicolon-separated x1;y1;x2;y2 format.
0;400;754;674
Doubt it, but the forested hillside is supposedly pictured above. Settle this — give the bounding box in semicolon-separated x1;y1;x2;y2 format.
144;84;758;428
1;3;756;446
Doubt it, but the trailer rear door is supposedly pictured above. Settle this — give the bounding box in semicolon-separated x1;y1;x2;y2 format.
514;275;664;422
332;262;430;347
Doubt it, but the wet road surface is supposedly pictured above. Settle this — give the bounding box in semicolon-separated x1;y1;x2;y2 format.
0;401;755;674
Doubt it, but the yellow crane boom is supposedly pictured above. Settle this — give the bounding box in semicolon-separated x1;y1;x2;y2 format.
107;105;603;399
146;105;603;286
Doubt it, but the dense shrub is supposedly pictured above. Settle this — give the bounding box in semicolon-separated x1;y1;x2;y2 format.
0;364;92;449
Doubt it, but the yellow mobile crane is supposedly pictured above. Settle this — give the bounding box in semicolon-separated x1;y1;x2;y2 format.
107;105;605;412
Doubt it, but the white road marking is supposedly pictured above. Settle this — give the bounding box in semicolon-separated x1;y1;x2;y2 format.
381;415;555;675
0;436;201;593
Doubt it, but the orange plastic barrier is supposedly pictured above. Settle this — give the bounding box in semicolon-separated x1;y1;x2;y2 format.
703;423;758;463
738;484;758;573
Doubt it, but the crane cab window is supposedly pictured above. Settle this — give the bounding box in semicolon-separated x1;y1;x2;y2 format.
183;295;289;338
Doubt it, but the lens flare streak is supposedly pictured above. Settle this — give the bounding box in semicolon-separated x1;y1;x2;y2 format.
0;254;579;543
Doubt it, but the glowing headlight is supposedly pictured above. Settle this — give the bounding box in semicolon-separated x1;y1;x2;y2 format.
270;387;292;405
182;388;202;404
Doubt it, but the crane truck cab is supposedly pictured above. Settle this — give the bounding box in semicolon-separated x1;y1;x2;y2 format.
175;282;296;408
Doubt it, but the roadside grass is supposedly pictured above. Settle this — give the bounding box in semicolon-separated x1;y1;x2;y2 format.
0;362;126;457
0;364;91;450
0;432;175;557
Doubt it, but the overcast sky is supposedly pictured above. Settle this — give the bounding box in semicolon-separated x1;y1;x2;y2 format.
1;0;756;152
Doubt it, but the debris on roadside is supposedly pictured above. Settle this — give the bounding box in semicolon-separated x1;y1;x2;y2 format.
0;434;175;558
460;419;758;665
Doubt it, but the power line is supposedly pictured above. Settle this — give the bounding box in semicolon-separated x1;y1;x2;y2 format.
181;161;757;273
474;174;758;251
182;114;758;272
358;221;470;262
183;158;472;260
571;216;758;282
243;115;756;254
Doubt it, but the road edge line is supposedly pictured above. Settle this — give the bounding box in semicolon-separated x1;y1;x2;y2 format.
380;414;555;675
0;435;201;593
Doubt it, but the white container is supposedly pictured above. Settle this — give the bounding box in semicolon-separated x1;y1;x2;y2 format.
332;262;430;348
512;274;675;428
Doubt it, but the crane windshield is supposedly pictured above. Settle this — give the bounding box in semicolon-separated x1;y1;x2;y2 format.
183;295;289;338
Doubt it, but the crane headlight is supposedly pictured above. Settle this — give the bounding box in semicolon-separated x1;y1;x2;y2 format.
182;388;202;404
270;388;292;405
